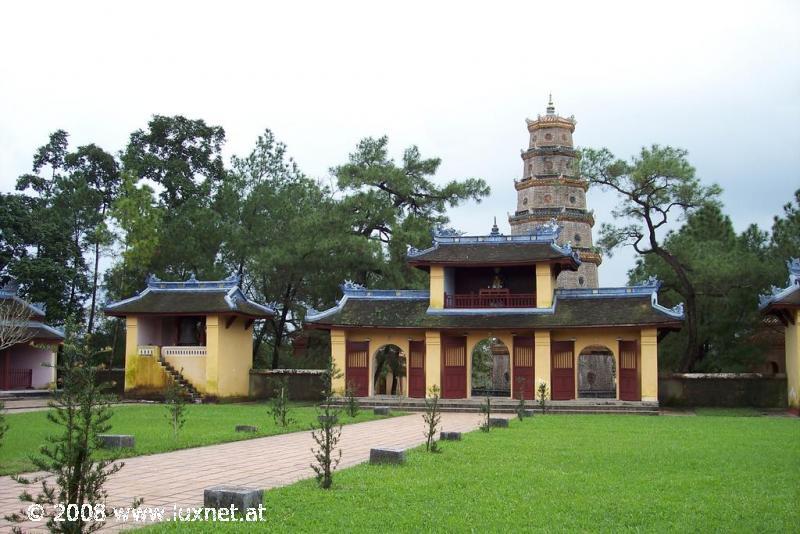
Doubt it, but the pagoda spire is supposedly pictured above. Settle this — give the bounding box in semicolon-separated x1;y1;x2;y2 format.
490;217;501;236
546;93;555;115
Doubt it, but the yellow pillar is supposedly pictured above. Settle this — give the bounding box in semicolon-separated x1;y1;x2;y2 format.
640;327;658;402
425;330;441;396
330;329;347;395
785;310;800;410
534;329;551;399
429;265;444;309
536;263;554;308
123;316;139;391
205;315;220;397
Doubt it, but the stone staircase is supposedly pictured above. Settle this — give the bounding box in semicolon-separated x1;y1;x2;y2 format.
329;396;659;415
158;357;204;403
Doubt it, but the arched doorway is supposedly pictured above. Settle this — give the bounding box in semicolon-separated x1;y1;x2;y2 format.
372;345;407;396
578;345;616;399
471;337;510;397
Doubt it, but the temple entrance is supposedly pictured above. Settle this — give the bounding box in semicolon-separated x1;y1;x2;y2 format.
512;335;535;400
619;340;640;401
471;337;510;397
345;341;369;397
578;345;616;399
551;341;575;400
372;345;407;396
441;336;467;399
408;340;426;398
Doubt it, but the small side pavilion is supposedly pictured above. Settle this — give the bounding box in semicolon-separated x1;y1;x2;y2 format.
760;258;800;412
105;274;274;399
0;285;63;390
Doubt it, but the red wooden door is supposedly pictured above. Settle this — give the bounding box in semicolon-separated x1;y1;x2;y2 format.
345;341;370;397
408;340;426;398
619;340;640;401
512;336;535;400
441;336;467;399
551;341;575;400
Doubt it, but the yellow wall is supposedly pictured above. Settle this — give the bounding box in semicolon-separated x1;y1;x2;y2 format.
425;330;442;396
164;354;207;391
123;314;254;399
207;315;253;398
640;327;658;402
534;329;551;399
536;263;555;308
429;265;444;308
330;329;346;395
785;310;799;410
123;317;169;394
325;325;659;402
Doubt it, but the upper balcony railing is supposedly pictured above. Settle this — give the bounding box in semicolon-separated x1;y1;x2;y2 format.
444;289;537;309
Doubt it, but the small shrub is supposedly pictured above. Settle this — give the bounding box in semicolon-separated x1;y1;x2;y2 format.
422;385;442;452
537;379;549;414
164;376;187;439
515;376;527;421
311;358;343;489
269;376;295;427
344;381;360;418
6;331;139;532
480;395;492;432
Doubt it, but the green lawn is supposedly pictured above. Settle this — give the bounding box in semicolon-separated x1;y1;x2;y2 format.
0;402;389;476
146;414;798;533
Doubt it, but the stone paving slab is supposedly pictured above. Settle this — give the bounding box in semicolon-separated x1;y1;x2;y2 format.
0;412;501;531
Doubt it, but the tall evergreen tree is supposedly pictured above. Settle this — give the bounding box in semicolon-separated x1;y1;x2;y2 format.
333;136;490;288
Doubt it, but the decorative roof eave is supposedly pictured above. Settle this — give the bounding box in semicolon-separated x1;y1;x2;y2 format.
305;283;430;323
406;220;580;268
759;258;800;311
104;274;275;318
557;277;685;320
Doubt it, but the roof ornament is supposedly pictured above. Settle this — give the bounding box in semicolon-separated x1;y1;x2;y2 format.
434;226;463;238
341;280;366;292
529;218;561;240
223;273;241;285
546;93;555;115
636;276;662;289
186;272;198;285
146;274;161;287
489;217;501;237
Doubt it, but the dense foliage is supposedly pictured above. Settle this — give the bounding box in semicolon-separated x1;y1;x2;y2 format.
1;118;488;368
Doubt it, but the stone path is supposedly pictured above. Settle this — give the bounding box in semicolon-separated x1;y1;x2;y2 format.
0;412;498;531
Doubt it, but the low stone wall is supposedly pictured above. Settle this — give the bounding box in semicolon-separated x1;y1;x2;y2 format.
249;369;325;401
659;373;787;408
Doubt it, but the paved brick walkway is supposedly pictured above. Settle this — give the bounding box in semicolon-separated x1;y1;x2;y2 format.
0;412;496;531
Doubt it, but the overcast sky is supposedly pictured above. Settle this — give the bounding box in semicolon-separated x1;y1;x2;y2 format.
1;0;798;286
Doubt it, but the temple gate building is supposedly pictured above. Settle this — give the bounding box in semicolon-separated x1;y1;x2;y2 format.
306;100;684;408
509;96;601;288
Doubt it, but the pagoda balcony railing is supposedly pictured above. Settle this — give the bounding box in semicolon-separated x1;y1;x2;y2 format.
444;290;537;309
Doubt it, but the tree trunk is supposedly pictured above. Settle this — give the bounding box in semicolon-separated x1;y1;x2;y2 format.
655;248;701;371
87;206;106;335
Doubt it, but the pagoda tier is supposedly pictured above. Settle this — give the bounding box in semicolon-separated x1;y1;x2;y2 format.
509;96;601;289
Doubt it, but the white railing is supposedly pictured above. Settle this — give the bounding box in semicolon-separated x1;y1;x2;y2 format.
162;346;207;357
137;346;156;356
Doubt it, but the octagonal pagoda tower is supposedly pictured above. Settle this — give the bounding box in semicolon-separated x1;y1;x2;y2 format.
508;96;601;288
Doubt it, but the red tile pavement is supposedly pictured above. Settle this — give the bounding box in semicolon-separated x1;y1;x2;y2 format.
0;412;500;531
